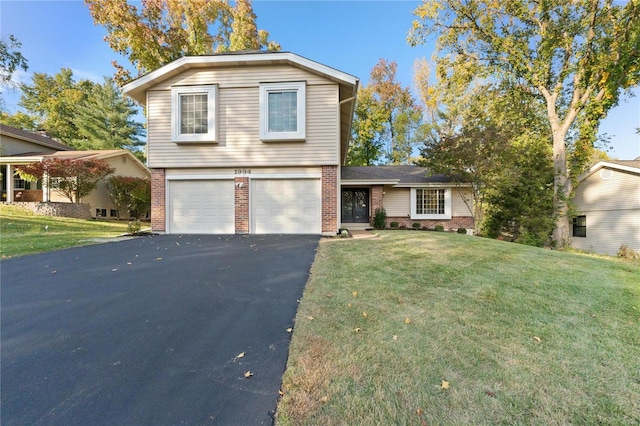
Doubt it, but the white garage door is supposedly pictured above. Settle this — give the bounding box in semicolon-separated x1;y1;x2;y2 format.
252;179;321;234
168;180;234;234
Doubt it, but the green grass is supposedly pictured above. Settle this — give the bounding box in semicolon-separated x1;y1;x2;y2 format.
277;231;640;425
0;204;131;258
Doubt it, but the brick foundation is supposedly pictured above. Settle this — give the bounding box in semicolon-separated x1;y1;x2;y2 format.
150;169;166;233
386;216;474;231
235;177;249;234
322;165;338;234
369;185;384;224
6;201;91;219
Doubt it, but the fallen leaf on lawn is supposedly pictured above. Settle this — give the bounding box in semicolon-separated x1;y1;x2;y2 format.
485;390;497;398
307;316;314;321
362;311;368;318
236;352;245;359
286;328;293;333
352;291;358;297
279;390;284;396
441;380;450;389
533;336;541;343
405;317;412;324
393;335;398;340
156;257;163;261
354;327;361;332
347;303;352;308
244;371;253;378
319;396;329;403
416;408;424;415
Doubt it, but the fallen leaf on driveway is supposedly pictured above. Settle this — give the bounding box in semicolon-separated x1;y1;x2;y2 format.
286;328;293;333
244;371;253;378
112;268;118;272
236;352;245;359
156;257;163;261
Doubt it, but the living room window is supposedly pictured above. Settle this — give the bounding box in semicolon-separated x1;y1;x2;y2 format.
573;215;587;238
259;82;306;141
171;85;217;143
411;188;451;219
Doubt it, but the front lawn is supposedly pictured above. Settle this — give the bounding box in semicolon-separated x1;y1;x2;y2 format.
277;231;640;425
0;204;131;258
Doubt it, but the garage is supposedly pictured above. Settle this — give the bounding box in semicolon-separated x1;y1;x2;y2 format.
168;179;235;234
251;179;321;234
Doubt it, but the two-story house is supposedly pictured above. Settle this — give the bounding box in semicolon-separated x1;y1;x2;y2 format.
123;51;474;235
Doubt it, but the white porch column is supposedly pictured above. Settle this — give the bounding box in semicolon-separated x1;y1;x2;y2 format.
42;171;50;202
6;164;14;203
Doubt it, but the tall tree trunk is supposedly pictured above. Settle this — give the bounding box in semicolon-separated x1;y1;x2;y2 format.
551;129;572;248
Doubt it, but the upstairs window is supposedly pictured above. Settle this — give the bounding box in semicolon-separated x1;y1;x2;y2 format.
171;85;217;143
411;188;451;219
573;215;587;238
259;82;306;141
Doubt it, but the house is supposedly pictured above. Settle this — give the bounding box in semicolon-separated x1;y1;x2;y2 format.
341;166;474;231
122;51;474;235
571;160;640;256
1;124;150;219
1;123;73;202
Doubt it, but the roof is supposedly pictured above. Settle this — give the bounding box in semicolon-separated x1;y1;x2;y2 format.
0;149;149;174
341;165;467;186
122;51;359;104
579;160;640;181
0;124;73;151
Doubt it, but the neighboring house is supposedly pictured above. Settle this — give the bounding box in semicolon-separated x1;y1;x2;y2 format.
1;124;150;219
571;160;640;256
122;51;474;235
1;123;73;202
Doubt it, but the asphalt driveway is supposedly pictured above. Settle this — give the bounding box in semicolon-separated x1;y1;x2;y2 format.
1;234;319;425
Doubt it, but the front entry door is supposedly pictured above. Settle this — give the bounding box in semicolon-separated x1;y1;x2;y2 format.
341;188;369;223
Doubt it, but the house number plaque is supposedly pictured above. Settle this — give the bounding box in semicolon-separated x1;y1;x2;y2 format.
235;169;251;175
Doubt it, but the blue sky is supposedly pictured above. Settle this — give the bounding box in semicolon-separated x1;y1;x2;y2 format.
1;0;639;159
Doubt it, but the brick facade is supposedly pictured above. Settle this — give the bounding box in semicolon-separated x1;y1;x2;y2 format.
322;165;338;234
150;168;166;233
386;215;474;231
234;177;249;234
369;185;384;223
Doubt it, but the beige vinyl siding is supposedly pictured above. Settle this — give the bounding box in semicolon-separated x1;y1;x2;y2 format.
452;187;474;216
383;187;410;216
152;65;331;90
145;64;340;168
572;168;640;256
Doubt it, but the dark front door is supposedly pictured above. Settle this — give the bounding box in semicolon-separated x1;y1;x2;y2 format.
341;188;369;223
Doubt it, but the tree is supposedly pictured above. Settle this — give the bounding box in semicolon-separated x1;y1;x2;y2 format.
85;0;279;85
16;158;115;203
226;0;280;52
74;77;145;155
18;68;93;143
0;34;28;86
346;86;386;165
369;59;422;164
106;175;150;219
409;0;640;247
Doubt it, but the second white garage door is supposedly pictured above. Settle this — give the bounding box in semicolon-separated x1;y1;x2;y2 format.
168;179;234;234
252;179;321;234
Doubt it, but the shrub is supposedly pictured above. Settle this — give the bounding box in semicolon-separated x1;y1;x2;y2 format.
435;225;445;232
128;220;141;235
373;208;387;230
412;222;421;229
457;227;467;234
618;244;639;259
390;221;399;228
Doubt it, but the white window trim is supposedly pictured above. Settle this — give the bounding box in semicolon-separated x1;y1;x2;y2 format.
410;188;452;220
259;81;306;141
171;85;217;143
